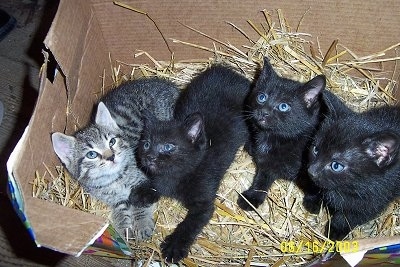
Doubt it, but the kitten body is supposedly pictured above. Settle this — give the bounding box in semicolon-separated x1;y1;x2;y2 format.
308;105;400;240
237;58;331;210
51;78;179;240
133;65;251;262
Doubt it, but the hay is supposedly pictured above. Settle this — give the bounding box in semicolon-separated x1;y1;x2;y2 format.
33;8;399;266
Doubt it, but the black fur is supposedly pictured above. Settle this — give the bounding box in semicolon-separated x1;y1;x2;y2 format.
132;65;251;263
238;58;331;211
308;105;400;240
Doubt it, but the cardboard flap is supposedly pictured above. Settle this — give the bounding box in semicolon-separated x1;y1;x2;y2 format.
12;66;109;255
44;0;110;104
26;196;108;255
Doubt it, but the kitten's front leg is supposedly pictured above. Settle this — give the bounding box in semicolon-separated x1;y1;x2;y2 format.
111;201;135;239
302;192;322;214
327;211;352;241
131;203;157;240
244;139;255;156
161;201;214;263
129;183;161;241
238;167;274;210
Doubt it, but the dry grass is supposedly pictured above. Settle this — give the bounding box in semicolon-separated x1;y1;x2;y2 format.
33;8;399;267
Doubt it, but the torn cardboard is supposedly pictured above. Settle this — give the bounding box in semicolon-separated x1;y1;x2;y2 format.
7;0;400;263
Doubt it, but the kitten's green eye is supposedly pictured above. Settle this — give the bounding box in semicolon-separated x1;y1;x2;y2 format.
86;151;99;159
330;161;344;172
143;141;151;150
162;143;175;153
256;93;267;104
109;137;116;147
278;103;291;112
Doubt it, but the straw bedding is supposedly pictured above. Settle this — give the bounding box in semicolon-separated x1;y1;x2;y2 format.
32;8;399;266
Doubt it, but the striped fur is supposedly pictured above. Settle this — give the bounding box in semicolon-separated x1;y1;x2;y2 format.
52;77;179;240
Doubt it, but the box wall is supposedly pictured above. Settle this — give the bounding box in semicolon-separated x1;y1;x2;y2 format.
12;0;400;257
12;0;113;255
91;0;399;98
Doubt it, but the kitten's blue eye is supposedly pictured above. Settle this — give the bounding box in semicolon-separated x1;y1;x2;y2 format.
256;93;267;104
162;144;175;153
143;141;150;150
330;161;344;172
86;151;98;159
278;103;291;112
109;138;116;147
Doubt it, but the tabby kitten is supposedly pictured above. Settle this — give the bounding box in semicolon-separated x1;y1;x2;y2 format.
308;105;400;240
132;65;251;262
237;57;329;211
51;78;179;240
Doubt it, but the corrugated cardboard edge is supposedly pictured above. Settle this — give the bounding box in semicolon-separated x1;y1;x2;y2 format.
9;0;113;256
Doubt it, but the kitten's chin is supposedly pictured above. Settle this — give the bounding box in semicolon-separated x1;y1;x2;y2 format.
257;119;267;127
255;119;270;130
143;163;158;176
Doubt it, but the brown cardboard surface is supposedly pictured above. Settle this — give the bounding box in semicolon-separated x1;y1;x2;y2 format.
16;74;66;198
12;71;109;255
11;0;400;257
44;0;91;99
91;0;400;95
26;196;108;255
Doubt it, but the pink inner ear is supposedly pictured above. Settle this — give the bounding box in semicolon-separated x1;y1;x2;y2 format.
377;144;389;156
376;144;390;165
304;87;321;107
96;102;119;130
52;133;75;163
188;120;201;140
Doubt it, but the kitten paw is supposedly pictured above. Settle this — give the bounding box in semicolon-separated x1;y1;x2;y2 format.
160;234;190;263
302;194;322;214
237;189;266;210
133;218;155;241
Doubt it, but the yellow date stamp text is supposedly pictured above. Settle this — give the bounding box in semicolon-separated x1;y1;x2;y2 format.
280;240;359;254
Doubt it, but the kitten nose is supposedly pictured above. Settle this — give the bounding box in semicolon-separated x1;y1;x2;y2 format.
106;154;115;161
146;154;156;161
104;149;115;161
262;111;270;117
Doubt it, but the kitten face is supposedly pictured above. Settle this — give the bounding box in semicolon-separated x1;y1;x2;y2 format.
52;102;133;188
248;58;325;137
138;113;206;177
308;119;400;190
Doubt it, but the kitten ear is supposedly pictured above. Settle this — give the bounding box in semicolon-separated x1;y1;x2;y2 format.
95;102;119;130
142;109;157;128
302;75;325;108
258;57;277;81
51;132;76;166
184;113;204;143
322;90;351;119
363;132;399;167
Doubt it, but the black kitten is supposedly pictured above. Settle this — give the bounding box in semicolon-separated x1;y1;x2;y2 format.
132;65;251;263
308;105;400;240
238;58;330;211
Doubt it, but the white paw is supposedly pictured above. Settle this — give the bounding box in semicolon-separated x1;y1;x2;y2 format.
133;217;155;241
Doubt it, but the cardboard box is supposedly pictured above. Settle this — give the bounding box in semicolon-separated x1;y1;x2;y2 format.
7;0;400;264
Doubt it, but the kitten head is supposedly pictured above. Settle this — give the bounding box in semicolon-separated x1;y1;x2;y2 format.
51;102;133;189
247;58;325;137
308;118;400;190
138;112;207;177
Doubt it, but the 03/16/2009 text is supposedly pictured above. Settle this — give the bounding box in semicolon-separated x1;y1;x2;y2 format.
280;240;359;254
